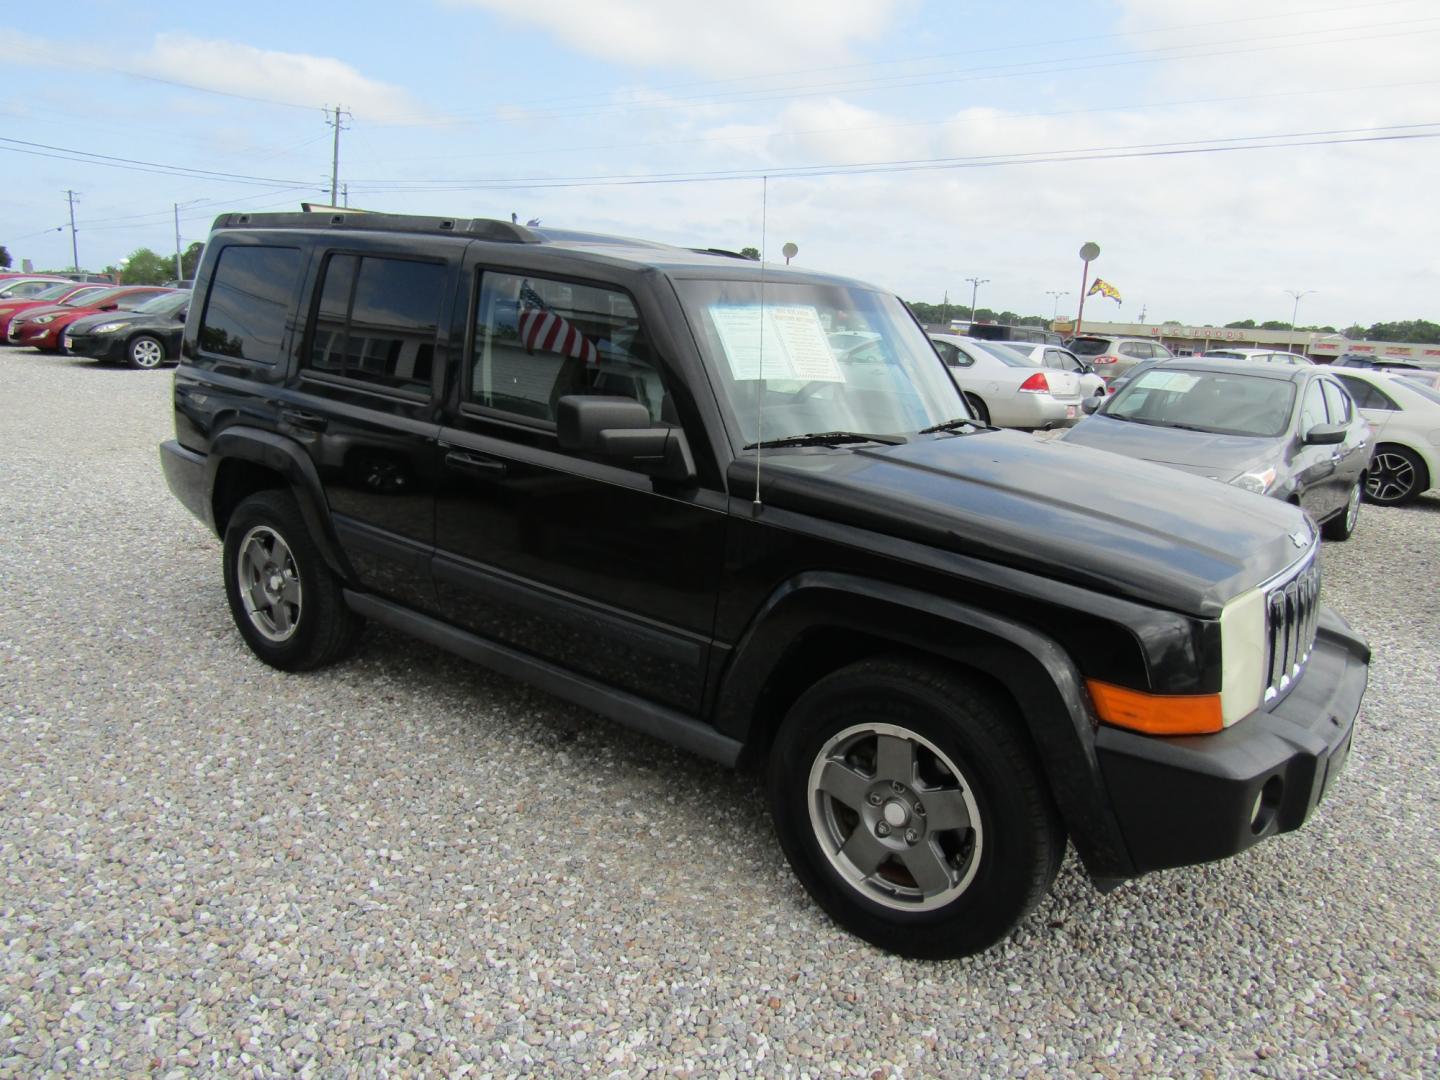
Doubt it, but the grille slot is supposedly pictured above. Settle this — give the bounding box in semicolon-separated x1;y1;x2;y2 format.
1263;551;1321;704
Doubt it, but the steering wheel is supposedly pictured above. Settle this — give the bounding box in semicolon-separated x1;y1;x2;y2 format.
793;380;838;403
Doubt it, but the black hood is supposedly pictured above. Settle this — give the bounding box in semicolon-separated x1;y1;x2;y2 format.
743;430;1312;618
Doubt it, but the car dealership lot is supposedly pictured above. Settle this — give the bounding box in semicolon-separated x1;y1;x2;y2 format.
1;354;1436;1075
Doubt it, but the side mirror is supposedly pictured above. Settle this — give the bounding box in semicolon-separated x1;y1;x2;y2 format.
1082;395;1102;415
556;396;695;482
1304;423;1346;446
176;308;189;322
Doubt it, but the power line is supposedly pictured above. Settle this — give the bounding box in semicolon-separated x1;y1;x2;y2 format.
343;121;1440;192
0;137;313;186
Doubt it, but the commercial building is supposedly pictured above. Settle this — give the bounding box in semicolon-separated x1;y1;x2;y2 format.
1052;319;1440;364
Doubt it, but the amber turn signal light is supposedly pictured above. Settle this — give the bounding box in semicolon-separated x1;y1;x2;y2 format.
1086;680;1224;736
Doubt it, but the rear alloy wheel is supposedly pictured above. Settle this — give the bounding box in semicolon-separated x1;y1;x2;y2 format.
222;491;364;670
768;658;1063;959
964;393;991;426
126;334;166;369
1322;480;1362;541
1364;445;1427;506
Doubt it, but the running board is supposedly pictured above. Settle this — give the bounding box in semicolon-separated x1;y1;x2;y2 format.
343;590;743;767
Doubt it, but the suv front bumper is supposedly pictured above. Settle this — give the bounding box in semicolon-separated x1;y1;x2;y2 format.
1095;605;1368;876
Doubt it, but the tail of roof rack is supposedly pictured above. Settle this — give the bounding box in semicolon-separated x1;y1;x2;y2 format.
210;209;542;244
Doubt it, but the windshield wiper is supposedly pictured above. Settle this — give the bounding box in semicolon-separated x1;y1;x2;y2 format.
918;416;990;435
744;430;907;450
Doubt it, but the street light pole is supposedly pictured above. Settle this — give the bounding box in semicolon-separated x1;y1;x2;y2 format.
1045;290;1070;319
965;276;989;322
1285;288;1316;331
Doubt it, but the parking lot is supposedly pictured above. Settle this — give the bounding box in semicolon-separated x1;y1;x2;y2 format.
1;351;1437;1076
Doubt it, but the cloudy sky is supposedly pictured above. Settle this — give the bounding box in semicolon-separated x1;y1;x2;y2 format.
6;0;1439;329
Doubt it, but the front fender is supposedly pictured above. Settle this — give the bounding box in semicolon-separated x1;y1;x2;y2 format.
713;571;1138;880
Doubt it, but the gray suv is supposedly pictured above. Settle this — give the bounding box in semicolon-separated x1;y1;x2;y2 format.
1068;335;1173;383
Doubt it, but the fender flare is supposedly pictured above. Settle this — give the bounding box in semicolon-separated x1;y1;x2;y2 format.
713;571;1137;880
208;426;355;581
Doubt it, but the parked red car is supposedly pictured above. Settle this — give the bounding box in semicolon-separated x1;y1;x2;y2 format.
8;286;179;351
0;282;114;339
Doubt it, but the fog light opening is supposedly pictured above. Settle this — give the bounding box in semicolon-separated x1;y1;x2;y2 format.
1250;775;1283;834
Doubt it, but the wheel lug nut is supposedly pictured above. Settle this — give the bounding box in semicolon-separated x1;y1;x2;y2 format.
913;802;925;817
876;822;891;837
905;828;919;844
867;792;883;806
890;781;905;794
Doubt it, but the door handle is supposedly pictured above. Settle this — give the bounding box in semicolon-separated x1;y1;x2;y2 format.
281;409;328;432
445;449;508;477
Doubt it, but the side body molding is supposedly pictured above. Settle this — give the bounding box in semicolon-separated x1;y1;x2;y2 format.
713;571;1137;880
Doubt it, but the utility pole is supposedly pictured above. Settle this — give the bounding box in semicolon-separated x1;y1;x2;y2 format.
174;203;184;280
342;183;349;209
1285;288;1315;331
324;106;352;206
65;190;81;271
965;276;989;322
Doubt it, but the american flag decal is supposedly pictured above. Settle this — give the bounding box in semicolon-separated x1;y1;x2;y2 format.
517;280;599;366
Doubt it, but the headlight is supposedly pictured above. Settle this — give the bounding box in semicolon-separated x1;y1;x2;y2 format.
91;321;129;334
1219;586;1265;725
1230;466;1277;494
33;314;58;325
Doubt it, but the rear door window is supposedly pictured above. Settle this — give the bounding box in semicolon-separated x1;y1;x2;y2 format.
303;253;445;395
199;245;303;365
1333;374;1396;411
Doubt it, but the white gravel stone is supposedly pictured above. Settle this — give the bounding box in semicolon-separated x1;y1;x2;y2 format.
0;349;1437;1076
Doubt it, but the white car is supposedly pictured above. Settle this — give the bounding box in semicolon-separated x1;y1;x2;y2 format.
1203;347;1314;366
1330;368;1440;505
928;334;1084;429
989;341;1107;403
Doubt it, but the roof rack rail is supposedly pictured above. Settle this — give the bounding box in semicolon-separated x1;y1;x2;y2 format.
210;210;542;244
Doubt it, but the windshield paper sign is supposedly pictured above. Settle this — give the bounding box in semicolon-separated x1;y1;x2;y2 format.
710;304;844;382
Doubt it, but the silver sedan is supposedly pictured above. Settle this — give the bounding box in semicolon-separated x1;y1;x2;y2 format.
929;334;1085;429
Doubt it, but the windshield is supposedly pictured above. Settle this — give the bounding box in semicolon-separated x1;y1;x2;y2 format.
61;287;109;306
26;283;75;302
1068;337;1110;356
133;291;188;315
675;278;966;445
1105;368;1297;437
67;287;130;308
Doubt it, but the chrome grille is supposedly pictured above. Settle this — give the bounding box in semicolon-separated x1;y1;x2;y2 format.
1263;550;1322;704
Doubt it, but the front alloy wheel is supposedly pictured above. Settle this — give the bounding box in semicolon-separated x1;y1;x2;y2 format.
807;723;983;912
127;335;166;369
1365;446;1426;505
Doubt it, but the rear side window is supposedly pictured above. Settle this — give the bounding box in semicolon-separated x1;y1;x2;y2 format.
305;253;444;394
199;246;302;364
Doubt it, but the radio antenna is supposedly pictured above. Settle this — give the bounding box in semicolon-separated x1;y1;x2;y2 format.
753;174;768;511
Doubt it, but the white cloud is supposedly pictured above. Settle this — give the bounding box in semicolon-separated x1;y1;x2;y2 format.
11;31;436;125
452;0;905;76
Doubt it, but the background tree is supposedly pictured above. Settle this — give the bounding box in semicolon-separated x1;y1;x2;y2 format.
0;245;11;269
1225;319;1256;329
738;246;760;260
1362;319;1440;344
1259;320;1292;331
181;241;205;279
119;247;172;285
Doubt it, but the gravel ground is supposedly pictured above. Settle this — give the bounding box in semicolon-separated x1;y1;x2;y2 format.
1;349;1436;1078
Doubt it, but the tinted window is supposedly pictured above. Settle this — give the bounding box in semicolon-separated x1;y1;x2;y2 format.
199;246;302;364
471;272;668;424
932;339;967;366
1333;375;1395;411
1068;337;1109;356
1118;343;1145;358
1045;348;1078;371
1153;342;1174;358
303;254;443;394
115;289;170;310
1321;379;1352;424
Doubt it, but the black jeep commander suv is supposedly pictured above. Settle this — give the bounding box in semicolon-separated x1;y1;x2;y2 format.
161;211;1368;958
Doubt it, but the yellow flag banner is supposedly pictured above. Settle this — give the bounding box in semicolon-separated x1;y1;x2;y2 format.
1087;278;1122;304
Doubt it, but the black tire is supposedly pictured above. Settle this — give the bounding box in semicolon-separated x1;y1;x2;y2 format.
1364;445;1428;506
126;334;167;369
1321;479;1362;541
222;490;363;671
767;657;1063;959
964;393;991;426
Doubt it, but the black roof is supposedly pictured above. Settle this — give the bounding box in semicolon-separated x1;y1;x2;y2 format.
210;211;876;289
